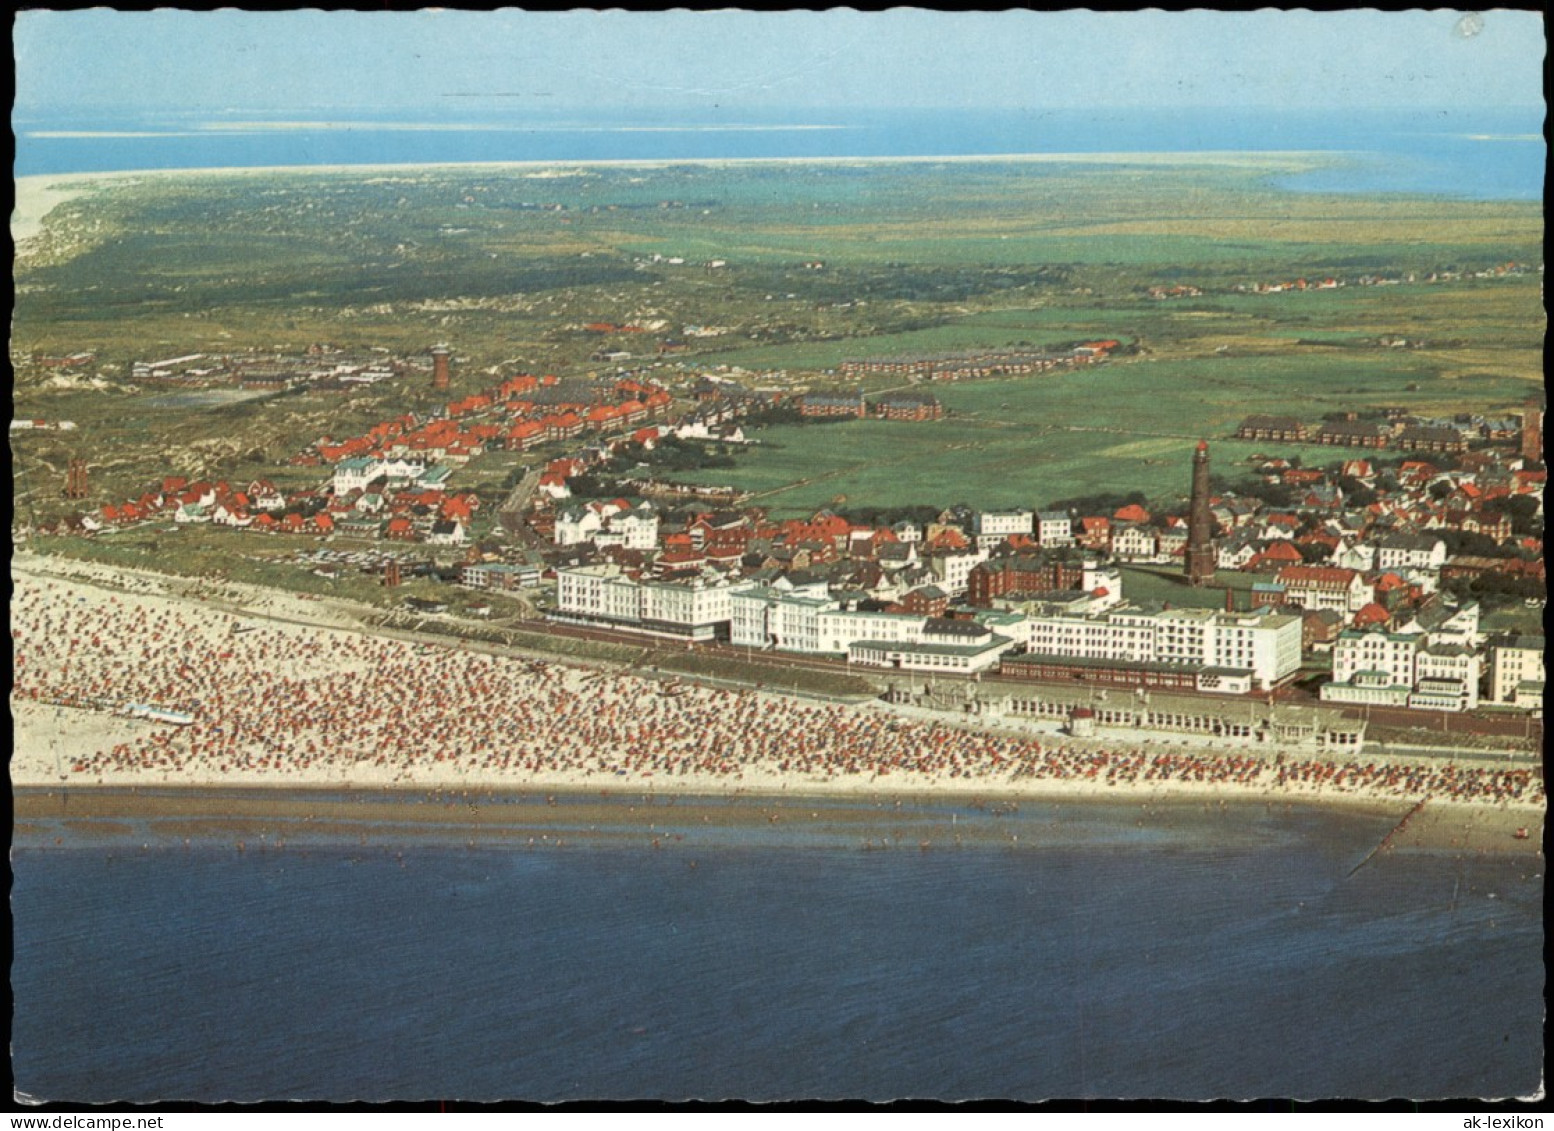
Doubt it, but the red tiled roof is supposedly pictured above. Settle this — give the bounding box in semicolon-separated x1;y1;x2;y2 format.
1277;565;1359;587
1352;602;1391;626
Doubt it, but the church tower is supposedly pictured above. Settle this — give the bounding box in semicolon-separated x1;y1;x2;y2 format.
1185;440;1215;586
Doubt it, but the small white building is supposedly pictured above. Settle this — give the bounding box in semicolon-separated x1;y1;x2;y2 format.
1375;532;1447;574
332;457;384;495
1036;511;1074;548
925;547;988;597
555;506;604;546
1277;565;1372;613
850;634;1014;674
972;509;1033;552
1111;524;1159;562
426;518;467;546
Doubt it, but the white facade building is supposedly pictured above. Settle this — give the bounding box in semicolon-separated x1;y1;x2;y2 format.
554;562;747;640
850;634;1014;674
1375;533;1448;573
1331;629;1420;687
972;510;1033;552
819;607;928;655
926;547;988;597
1111;524;1159;563
1018;606;1300;689
556;503;659;549
640;574;739;636
1487;635;1545;706
729;586;835;652
332;457;384;495
555;562;643;624
1278;566;1372;613
555;507;604;546
1036;511;1074;548
1410;646;1481;712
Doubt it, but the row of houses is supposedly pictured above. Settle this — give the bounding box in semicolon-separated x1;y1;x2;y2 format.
294;373;675;468
793;390;946;421
835;341;1120;380
1233;262;1536;295
131;345;406;389
1236;410;1536;453
1320;624;1544;713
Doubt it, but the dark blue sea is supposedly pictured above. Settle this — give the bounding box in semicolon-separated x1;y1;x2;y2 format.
11;795;1544;1102
11;106;1545;200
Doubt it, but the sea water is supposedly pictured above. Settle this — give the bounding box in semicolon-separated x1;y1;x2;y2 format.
12;799;1543;1102
12;106;1545;200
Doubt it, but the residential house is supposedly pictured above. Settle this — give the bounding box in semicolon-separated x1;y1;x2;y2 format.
1276;565;1371;613
1375;532;1447;573
1235;415;1309;442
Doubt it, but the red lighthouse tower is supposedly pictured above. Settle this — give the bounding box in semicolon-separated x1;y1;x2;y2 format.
1185;440;1216;586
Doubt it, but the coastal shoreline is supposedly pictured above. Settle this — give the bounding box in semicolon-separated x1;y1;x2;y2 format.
11;552;1543;853
13;779;1539;857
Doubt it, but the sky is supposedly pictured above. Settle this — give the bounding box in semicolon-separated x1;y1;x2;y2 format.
13;8;1548;117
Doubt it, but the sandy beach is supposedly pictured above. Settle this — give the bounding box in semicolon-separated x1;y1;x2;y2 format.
10;553;1544;855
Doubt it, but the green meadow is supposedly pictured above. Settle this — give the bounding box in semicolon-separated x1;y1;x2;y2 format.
664;353;1538;516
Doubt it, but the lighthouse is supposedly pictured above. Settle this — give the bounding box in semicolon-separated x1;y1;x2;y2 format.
1185;440;1215;586
431;345;451;392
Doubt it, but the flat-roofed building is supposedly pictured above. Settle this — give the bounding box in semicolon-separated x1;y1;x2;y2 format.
850;633;1014;674
555;562;749;641
972;509;1033;552
1017;605;1299;690
1487;634;1545;706
1036;511;1075;548
1411;645;1481;712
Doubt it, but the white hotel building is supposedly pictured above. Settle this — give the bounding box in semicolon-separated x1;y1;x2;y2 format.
1321;629;1481;712
1021;606;1302;690
1486;634;1545;708
555;563;747;641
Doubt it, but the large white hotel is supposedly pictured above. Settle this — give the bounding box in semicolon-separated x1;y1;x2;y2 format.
1017;605;1302;691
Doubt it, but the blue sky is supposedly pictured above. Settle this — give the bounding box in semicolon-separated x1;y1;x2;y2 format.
13;9;1547;116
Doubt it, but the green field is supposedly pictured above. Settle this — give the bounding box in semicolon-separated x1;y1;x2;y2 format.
661;353;1538;515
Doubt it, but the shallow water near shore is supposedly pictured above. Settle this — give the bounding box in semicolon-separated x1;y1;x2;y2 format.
14;106;1545;200
12;797;1543;1102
